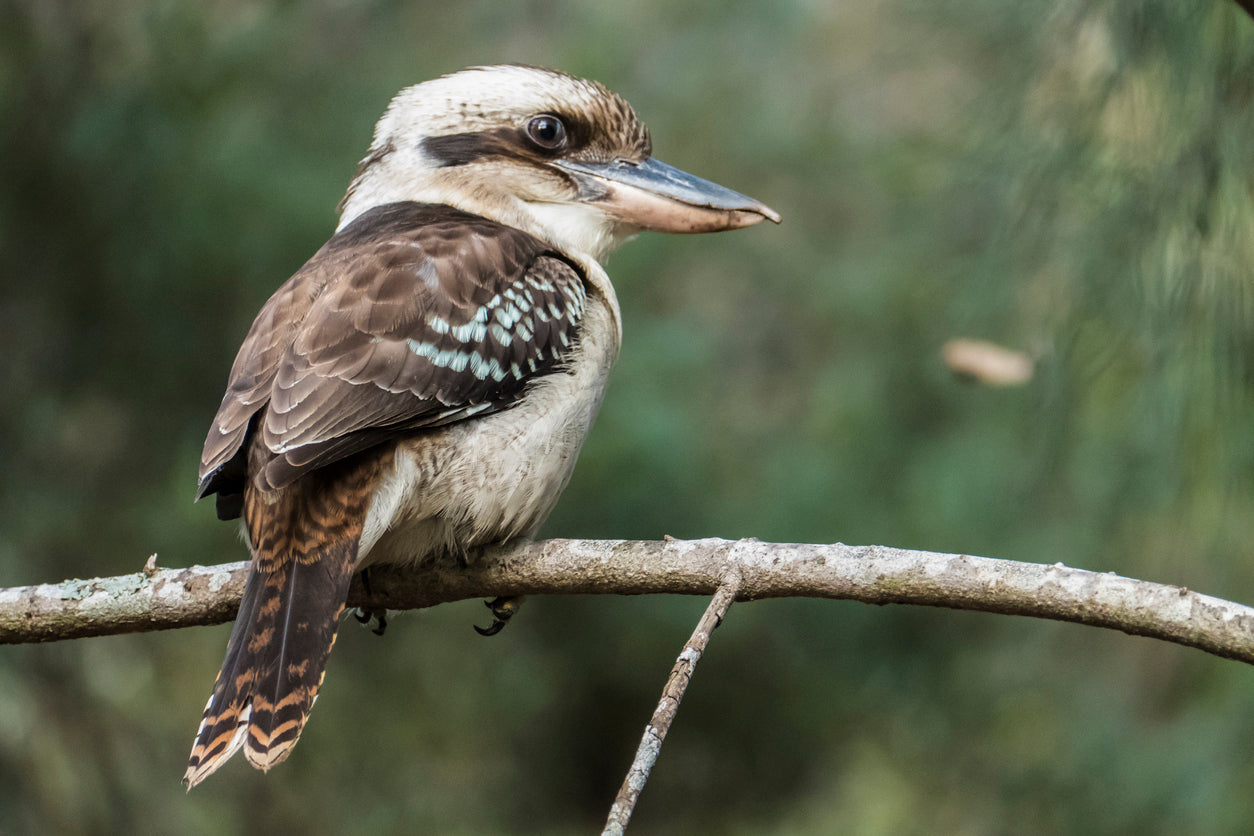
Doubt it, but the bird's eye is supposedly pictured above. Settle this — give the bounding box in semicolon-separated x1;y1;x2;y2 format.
526;114;567;150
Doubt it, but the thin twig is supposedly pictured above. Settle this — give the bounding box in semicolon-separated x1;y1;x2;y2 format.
603;570;742;835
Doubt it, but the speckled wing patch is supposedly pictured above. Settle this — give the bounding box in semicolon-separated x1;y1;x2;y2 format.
197;202;587;508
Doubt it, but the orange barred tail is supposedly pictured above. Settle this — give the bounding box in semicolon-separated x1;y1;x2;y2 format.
183;542;357;788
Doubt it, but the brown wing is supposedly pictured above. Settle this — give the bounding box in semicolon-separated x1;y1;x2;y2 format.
197;202;587;518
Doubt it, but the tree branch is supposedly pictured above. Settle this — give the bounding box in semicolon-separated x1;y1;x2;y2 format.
2;539;1254;666
604;570;741;835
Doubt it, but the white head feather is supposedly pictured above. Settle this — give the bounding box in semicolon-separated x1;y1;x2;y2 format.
338;66;649;263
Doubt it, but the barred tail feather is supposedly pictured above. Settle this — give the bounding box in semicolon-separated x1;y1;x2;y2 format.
183;541;357;788
182;570;266;787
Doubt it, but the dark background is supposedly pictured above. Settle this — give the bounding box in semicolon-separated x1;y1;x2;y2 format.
4;1;1254;832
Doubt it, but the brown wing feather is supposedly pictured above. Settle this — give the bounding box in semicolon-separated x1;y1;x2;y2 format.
197;202;587;513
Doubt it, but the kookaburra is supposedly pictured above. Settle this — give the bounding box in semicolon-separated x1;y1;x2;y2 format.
183;64;778;787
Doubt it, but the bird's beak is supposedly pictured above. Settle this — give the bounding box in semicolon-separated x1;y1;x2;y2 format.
553;157;781;233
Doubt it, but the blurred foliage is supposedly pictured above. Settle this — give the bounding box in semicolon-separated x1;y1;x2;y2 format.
3;0;1254;832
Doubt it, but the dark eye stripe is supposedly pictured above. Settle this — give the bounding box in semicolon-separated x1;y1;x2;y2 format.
421;115;593;168
421;128;522;167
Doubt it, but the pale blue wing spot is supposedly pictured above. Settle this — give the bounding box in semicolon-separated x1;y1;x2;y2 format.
407;339;472;372
490;323;512;345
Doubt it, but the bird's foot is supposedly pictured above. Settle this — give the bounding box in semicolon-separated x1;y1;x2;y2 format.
453;544;486;570
474;595;526;637
353;568;388;635
353;607;389;636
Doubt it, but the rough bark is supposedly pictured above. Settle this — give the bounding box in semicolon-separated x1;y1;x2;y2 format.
3;539;1253;669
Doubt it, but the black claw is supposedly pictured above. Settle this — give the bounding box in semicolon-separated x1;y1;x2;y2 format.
353;606;388;636
352;569;388;635
474;595;522;637
474;620;504;637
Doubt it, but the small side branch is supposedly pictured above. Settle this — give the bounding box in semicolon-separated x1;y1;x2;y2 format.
604;571;741;834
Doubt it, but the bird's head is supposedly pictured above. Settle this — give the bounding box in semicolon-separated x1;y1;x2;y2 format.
338;65;780;263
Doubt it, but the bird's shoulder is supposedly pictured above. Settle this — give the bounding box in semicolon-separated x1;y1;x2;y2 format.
198;202;589;516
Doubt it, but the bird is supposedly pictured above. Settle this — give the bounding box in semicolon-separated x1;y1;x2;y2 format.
183;64;779;788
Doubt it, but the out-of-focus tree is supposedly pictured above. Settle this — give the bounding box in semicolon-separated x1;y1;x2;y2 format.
3;1;1254;832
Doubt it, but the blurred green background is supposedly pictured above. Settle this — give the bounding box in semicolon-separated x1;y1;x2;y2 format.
4;0;1254;832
